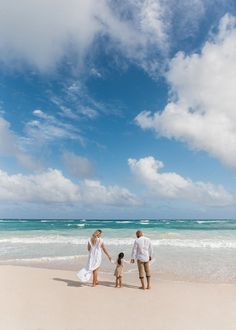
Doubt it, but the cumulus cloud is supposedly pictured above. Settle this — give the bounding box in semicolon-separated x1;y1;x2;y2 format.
128;156;234;206
136;14;236;168
0;116;41;171
0;0;144;71
62;152;94;179
0;168;79;203
0;168;138;206
81;179;138;206
0;0;102;70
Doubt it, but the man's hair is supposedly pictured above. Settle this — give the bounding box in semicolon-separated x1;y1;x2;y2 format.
136;230;143;237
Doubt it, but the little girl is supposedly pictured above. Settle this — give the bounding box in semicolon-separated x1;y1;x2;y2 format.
114;252;125;288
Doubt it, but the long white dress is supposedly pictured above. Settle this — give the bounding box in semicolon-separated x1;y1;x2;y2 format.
77;238;103;282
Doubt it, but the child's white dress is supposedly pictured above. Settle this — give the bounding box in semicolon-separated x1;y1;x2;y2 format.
114;260;123;278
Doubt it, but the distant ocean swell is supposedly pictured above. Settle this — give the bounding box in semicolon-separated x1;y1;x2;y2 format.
1;219;236;231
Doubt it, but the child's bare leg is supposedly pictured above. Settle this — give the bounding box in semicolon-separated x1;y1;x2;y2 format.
115;277;119;287
119;276;122;288
146;276;151;289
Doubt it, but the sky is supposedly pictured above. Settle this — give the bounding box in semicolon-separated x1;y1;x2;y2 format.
0;0;236;219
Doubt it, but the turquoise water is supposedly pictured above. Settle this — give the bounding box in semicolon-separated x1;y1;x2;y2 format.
1;218;236;231
0;219;236;282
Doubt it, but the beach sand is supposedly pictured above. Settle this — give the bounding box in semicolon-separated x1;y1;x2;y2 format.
1;265;236;330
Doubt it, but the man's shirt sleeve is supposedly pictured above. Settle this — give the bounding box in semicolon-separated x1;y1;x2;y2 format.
131;239;138;260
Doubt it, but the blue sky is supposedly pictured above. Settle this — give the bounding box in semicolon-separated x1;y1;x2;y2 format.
0;0;236;218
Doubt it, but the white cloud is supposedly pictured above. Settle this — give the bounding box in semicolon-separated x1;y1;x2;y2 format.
51;91;99;120
81;179;139;206
0;116;41;171
57;106;80;121
137;0;167;46
0;168;79;203
79;106;98;119
33;109;53;120
62;152;94;179
0;117;17;155
0;0;144;71
61;79;122;118
26;109;84;144
0;0;216;74
165;0;206;40
0;168;138;206
136;14;236;168
90;68;103;78
0;0;101;70
128;156;234;206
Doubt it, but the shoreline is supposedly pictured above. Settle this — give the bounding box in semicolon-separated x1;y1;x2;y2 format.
1;265;236;330
1;260;236;285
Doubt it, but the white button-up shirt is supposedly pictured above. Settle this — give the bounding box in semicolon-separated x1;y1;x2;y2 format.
131;236;153;262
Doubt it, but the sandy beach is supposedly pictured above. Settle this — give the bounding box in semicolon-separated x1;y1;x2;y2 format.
1;265;236;330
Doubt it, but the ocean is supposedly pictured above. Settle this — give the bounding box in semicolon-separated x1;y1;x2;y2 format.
0;218;236;283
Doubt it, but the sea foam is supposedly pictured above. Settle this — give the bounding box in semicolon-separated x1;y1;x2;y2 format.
0;236;236;249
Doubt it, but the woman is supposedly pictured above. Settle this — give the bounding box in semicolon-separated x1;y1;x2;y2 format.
77;229;112;286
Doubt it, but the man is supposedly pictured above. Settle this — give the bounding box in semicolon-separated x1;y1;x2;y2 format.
131;230;153;290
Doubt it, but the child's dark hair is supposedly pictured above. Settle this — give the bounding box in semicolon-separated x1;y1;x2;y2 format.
117;252;124;265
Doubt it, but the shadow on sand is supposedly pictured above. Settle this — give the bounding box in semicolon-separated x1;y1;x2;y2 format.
53;278;138;289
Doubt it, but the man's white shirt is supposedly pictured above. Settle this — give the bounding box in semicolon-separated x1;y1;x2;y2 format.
131;236;153;262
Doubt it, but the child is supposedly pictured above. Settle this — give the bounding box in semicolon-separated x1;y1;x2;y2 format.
114;252;125;288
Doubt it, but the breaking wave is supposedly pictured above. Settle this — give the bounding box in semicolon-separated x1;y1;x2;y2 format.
0;236;236;249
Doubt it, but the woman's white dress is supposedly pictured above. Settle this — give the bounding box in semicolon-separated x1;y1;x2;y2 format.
77;238;103;282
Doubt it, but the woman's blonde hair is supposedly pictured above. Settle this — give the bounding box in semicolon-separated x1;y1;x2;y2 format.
90;229;102;245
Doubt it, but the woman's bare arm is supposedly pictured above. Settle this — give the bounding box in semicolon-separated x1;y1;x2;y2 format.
101;243;111;261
